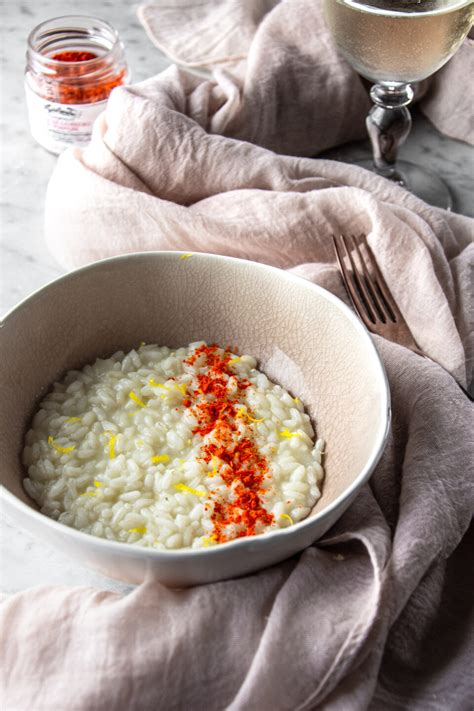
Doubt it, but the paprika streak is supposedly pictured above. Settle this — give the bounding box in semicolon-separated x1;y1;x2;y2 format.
183;344;274;543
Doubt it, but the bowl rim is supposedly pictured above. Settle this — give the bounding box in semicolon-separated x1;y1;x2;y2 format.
0;250;391;558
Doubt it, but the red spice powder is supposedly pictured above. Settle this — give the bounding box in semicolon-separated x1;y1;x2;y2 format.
51;51;98;62
183;344;274;542
34;51;126;105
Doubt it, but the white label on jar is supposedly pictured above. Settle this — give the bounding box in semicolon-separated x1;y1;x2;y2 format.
25;79;107;154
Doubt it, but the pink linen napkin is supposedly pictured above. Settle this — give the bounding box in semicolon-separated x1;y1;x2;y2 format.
2;364;473;711
2;1;474;709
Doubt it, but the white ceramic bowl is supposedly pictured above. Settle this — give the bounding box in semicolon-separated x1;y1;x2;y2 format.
0;252;390;586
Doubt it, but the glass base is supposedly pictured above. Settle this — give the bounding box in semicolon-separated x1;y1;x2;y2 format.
356;159;453;210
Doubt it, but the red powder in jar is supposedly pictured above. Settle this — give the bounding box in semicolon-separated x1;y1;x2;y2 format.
51;51;98;62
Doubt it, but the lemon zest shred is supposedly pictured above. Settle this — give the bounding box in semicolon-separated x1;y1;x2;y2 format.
151;454;170;464
293;397;300;405
149;380;172;399
202;534;217;547
180;253;193;260
81;491;96;497
174;383;187;395
93;480;103;488
278;428;302;439
106;433;116;460
229;357;240;365
174;483;205;497
149;378;162;387
280;513;294;525
236;407;263;424
128;527;147;534
66;417;81;423
47;436;76;454
129;391;146;408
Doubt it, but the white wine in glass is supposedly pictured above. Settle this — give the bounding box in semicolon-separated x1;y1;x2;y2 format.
323;0;474;208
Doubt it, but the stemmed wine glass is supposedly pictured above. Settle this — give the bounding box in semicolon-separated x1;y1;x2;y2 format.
323;0;474;209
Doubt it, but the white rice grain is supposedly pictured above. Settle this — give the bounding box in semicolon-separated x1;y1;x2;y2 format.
23;342;325;549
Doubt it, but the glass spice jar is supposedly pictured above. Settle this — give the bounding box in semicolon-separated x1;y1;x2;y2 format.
25;15;129;154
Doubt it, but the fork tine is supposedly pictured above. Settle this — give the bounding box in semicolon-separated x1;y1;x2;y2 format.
332;234;377;328
334;240;472;400
358;235;405;323
340;234;381;324
348;234;389;323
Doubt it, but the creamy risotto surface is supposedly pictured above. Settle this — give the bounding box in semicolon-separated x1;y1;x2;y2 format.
23;342;324;549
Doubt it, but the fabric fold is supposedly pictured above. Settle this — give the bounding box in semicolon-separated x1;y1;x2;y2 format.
45;71;472;385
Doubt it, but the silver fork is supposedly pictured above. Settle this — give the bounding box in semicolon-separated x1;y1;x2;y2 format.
332;233;472;401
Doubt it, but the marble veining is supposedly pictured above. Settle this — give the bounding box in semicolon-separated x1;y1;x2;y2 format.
0;0;473;595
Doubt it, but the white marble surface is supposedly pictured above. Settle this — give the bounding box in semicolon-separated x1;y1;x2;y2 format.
0;1;473;596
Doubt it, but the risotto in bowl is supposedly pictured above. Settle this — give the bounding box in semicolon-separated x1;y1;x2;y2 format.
0;252;390;586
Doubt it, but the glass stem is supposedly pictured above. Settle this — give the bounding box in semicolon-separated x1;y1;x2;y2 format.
366;83;414;184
